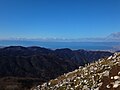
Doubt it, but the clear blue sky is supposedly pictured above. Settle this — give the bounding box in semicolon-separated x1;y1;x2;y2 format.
0;0;120;39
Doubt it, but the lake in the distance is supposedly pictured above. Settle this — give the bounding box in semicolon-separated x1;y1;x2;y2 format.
0;40;120;51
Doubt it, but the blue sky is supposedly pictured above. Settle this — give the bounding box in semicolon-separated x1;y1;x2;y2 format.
0;0;120;39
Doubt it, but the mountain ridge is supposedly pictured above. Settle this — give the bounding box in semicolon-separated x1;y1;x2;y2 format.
0;46;113;89
107;32;120;39
0;32;120;42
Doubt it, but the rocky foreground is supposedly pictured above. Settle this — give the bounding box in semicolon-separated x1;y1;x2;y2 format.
32;52;120;90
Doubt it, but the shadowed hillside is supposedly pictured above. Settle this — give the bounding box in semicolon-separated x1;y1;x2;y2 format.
0;46;112;90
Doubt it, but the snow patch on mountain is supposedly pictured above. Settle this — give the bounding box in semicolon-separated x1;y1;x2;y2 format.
107;32;120;40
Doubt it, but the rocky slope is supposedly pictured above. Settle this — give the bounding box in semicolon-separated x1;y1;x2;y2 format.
32;52;120;90
0;46;112;90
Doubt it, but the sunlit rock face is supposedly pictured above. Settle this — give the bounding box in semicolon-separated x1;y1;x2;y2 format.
32;52;120;90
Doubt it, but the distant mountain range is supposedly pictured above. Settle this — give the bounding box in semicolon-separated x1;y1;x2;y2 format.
0;46;112;89
107;32;120;39
0;32;120;42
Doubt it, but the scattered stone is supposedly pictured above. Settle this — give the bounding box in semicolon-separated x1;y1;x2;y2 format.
113;83;119;88
111;77;113;79
118;72;120;75
114;76;120;80
31;52;120;90
108;55;112;60
103;70;109;76
106;84;111;88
